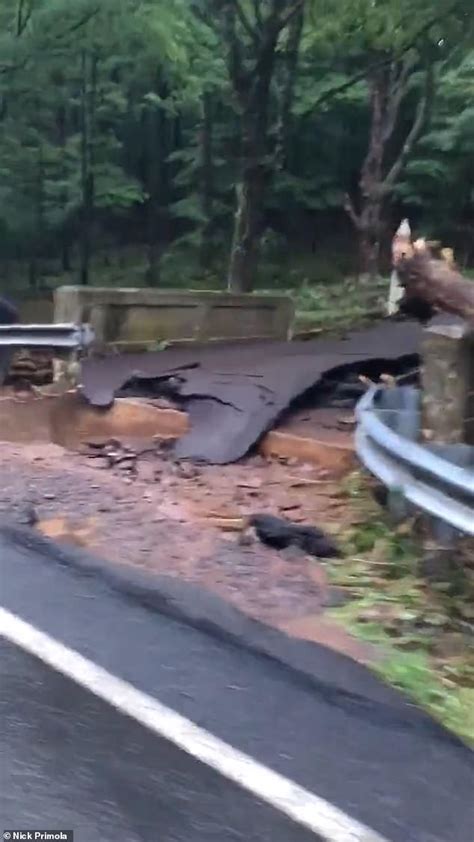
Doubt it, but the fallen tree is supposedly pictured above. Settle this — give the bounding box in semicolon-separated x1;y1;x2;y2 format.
392;221;474;325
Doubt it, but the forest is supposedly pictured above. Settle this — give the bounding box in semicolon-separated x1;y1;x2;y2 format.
0;0;472;295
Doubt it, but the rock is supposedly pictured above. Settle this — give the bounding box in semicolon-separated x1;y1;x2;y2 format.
248;514;341;559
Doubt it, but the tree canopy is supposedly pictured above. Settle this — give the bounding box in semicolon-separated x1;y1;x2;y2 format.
0;0;472;290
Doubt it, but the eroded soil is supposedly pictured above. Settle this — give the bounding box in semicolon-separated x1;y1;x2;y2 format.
0;439;373;662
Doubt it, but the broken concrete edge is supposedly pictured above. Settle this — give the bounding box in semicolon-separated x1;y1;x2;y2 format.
261;429;355;474
0;389;354;470
0;519;464;745
70;397;355;473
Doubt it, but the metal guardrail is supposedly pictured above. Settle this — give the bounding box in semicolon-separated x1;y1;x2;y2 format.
0;323;95;385
0;323;94;349
355;386;474;536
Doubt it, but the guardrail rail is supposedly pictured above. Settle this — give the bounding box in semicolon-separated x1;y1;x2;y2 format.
355;386;474;536
0;323;94;385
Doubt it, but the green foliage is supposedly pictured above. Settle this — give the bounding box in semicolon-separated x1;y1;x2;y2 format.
329;488;474;743
397;50;474;249
0;0;472;287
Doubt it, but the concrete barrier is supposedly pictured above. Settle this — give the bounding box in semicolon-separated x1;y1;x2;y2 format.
54;287;294;349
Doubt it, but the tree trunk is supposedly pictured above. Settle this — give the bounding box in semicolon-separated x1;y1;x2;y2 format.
146;208;161;286
221;0;281;293
144;83;169;286
79;50;97;286
275;7;304;171
358;221;381;281
31;139;44;289
345;58;433;281
57;102;71;275
79;50;89;285
199;91;214;269
226;67;273;292
227;164;266;293
61;237;71;273
396;251;474;325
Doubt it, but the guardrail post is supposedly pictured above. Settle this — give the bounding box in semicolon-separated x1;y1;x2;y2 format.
421;320;474;445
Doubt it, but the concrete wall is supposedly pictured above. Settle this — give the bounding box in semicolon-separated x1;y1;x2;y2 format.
54;287;294;349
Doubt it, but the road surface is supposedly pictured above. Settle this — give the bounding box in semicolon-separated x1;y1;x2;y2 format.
0;531;473;842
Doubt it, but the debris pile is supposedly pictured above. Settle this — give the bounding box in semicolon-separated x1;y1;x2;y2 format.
8;349;53;386
81;437;172;479
80;437;342;559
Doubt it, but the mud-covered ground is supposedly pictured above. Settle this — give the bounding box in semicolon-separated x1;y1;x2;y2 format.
0;439;373;662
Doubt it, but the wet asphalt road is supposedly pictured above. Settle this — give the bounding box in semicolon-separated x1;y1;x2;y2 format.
0;532;473;842
0;640;318;842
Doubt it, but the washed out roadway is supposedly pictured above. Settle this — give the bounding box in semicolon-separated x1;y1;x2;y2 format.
81;320;423;463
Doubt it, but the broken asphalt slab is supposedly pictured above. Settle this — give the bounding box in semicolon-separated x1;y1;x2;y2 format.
0;517;469;746
81;320;423;464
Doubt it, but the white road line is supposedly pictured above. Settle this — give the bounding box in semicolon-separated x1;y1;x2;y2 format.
0;606;390;842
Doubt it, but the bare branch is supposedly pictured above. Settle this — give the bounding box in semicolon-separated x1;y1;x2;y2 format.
230;0;258;42
344;193;361;228
277;0;306;32
360;71;384;192
16;0;35;37
304;0;464;114
275;4;304;167
383;62;434;191
382;54;416;143
253;0;263;30
220;1;249;100
61;6;99;38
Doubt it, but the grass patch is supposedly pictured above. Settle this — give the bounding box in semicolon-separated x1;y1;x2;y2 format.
328;474;474;744
290;276;388;334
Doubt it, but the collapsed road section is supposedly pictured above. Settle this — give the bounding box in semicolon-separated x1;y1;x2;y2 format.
81;319;423;464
